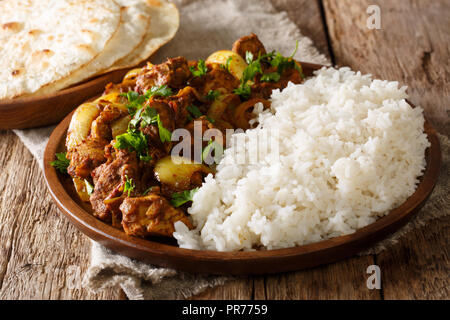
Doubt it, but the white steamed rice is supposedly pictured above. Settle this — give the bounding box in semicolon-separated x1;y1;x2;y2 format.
174;67;430;251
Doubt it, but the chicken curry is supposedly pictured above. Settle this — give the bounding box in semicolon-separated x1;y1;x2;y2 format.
52;34;305;239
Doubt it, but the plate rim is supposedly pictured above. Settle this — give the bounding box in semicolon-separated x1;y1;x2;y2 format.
43;62;442;275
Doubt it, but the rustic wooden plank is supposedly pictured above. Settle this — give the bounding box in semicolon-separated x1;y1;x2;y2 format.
190;277;253;300
253;277;267;300
377;217;449;299
323;0;449;136
322;0;449;299
265;256;381;299
0;131;122;300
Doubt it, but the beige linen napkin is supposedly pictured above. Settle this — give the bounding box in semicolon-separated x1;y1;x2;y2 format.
13;0;449;300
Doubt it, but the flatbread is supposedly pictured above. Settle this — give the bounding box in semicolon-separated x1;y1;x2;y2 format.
106;0;180;71
0;0;121;99
32;0;151;96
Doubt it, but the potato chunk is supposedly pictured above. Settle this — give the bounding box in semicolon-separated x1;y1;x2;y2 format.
154;156;212;196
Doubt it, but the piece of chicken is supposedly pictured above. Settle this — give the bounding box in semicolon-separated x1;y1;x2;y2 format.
66;97;128;179
189;68;240;96
232;33;267;59
90;149;139;226
120;193;193;237
135;56;191;93
251;67;304;100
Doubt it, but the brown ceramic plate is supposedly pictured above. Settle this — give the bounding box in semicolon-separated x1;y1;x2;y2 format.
0;68;131;130
43;62;441;275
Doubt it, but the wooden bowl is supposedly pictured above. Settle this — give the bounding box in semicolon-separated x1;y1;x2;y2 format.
43;62;442;275
0;68;130;130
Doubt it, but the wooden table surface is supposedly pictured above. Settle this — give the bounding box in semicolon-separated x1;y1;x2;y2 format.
0;0;448;300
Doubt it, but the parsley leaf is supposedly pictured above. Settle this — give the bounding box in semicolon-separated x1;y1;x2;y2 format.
120;91;146;116
121;86;172;117
51;152;70;173
145;85;173;99
233;84;251;99
233;51;264;99
242;58;263;83
140;107;159;127
139;154;152;162
289;40;299;58
221;56;233;72
157;115;172;143
245;51;254;64
257;41;303;77
114;130;148;157
205;90;220;101
124;175;135;197
265;40;301;75
187;104;203;118
170;188;199;207
261;72;281;82
128;106;171;144
190;59;208;77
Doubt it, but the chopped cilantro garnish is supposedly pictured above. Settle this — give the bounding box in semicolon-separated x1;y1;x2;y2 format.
121;86;172;116
234;51;263;99
139;154;152;162
262;40;302;75
261;72;281;82
170;188;199;207
242;58;263;84
114;130;148;157
187;104;203;118
289;40;299;58
140;107;159;127
85;179;94;195
120;91;146;116
157;115;172;143
205;90;220;101
145;85;173;99
233;84;251;99
124;175;135;197
128;106;171;144
221;56;233;72
234;41;302;99
245;51;254;64
190;59;208;77
51;152;70;173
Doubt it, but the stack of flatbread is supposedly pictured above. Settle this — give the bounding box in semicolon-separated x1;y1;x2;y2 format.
0;0;179;100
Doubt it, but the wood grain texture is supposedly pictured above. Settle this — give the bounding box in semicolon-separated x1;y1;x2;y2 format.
322;0;449;300
265;256;381;300
0;131;123;299
322;0;449;136
191;278;254;300
377;217;449;299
